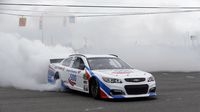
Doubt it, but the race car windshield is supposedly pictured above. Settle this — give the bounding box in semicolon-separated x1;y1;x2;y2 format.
87;58;132;70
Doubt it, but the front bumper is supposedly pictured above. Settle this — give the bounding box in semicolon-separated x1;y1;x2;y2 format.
100;81;156;99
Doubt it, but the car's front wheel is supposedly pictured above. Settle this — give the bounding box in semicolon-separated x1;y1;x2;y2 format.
90;78;100;99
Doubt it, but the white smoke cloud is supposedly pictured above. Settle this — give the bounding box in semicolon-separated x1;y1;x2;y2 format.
0;32;74;91
1;0;200;73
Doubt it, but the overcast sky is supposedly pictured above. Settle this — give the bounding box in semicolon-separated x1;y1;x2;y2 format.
1;0;200;71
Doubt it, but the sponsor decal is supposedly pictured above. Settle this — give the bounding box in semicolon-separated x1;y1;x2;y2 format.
55;66;64;71
83;85;89;91
83;80;89;91
68;73;76;86
83;80;88;84
112;70;132;74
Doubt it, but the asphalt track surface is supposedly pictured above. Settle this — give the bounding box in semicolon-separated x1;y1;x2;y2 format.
0;72;200;112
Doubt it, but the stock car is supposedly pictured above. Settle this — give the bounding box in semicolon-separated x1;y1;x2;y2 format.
48;54;156;99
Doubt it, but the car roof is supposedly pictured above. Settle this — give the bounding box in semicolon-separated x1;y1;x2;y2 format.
69;54;118;58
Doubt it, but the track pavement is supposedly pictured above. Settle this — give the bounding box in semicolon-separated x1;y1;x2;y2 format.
0;72;200;112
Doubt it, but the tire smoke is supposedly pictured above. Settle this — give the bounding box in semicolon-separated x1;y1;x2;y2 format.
0;32;74;91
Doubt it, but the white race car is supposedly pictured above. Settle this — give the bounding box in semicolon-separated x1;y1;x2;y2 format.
48;54;156;99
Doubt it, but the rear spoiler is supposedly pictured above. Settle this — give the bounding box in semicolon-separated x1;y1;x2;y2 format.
50;58;64;64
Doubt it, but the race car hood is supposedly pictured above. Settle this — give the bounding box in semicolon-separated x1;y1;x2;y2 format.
92;69;152;78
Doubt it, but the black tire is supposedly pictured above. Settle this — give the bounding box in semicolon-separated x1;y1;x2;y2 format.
54;72;60;80
90;78;100;99
53;72;68;92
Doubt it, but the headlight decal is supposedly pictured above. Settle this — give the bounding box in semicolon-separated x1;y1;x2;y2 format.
102;77;122;83
85;66;124;99
148;76;155;82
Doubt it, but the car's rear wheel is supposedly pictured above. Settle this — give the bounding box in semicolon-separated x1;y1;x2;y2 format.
54;72;68;91
54;72;60;80
90;78;100;99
